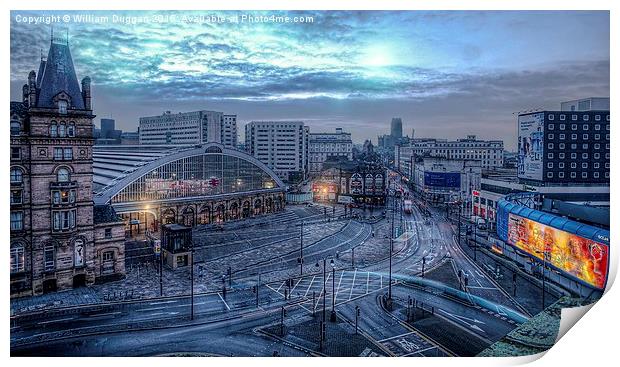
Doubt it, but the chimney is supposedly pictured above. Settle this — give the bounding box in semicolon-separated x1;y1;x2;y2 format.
28;70;37;107
22;84;29;104
81;76;91;110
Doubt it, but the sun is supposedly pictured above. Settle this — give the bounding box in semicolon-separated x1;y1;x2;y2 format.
360;45;394;67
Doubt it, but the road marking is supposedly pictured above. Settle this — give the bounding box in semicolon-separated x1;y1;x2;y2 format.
217;292;231;310
148;300;178;305
366;272;370;294
137;306;165;312
466;286;501;290
39;317;75;325
275;281;285;293
349;268;358;300
291;278;302;293
87;311;121;318
335;271;344;300
304;276;316;298
378;331;416;342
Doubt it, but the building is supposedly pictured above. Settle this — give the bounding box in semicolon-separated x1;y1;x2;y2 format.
308;128;353;173
92;143;286;235
404;135;504;170
560;97;610;112
138;110;237;147
410;157;481;210
391;117;403;138
245;121;309;182
10;35;125;297
517;110;610;184
120;131;139;145
312;161;387;206
95;118;122;145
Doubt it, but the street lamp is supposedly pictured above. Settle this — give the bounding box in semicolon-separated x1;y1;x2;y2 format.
315;258;334;323
535;249;550;310
299;221;304;276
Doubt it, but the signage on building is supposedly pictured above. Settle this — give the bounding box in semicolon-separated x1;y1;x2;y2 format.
338;195;353;204
153;240;161;255
506;213;608;289
517;113;544;181
472;190;480;196
423;172;461;188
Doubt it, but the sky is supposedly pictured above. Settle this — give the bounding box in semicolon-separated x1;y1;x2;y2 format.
10;10;610;150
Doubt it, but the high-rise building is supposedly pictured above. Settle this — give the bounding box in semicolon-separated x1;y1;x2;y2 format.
391;117;403;138
138;110;238;147
245;121;309;182
308;128;353;173
517;110;610;184
10;35;125;297
560;97;610;112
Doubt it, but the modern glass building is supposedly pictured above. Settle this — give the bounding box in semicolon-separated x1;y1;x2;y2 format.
93;143;286;235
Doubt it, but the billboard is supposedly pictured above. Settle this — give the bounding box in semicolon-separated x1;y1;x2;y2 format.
423;172;460;188
517;113;545;181
506;214;608;289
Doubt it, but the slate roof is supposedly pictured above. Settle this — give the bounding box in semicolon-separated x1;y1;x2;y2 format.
36;40;84;109
10;101;29;118
93;204;122;224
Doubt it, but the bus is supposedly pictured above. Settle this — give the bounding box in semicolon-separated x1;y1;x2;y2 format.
403;200;413;214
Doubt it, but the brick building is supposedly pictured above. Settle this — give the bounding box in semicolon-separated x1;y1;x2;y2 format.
10;34;125;297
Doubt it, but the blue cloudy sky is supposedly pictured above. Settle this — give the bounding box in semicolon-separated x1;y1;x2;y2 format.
10;10;609;149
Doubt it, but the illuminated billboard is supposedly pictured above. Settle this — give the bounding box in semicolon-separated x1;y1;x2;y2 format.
517;113;545;181
507;214;608;289
424;172;460;188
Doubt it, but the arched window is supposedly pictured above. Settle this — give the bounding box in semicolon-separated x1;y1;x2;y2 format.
57;168;70;182
58;123;66;137
50;123;58;137
67;122;76;137
10;167;23;184
10;121;20;136
58;100;67;114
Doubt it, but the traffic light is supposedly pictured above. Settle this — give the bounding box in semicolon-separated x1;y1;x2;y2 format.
355;305;360;316
252;285;257;293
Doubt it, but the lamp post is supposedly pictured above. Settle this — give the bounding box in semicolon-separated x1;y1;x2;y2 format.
300;221;304;275
535;250;549;310
315;258;333;323
330;264;337;322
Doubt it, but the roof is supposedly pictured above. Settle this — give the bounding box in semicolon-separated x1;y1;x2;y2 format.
93;204;122;224
36;40;85;109
10;101;29;118
93;142;286;205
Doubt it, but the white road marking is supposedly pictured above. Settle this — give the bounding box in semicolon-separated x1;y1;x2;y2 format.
349;268;358;300
304;276;316;298
366;272;370;294
148;300;178;305
137;306;165;312
39;317;75;325
217;292;231;310
291;278;302;293
335;271;345;300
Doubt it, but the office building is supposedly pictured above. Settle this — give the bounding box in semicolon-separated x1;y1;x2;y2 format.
245;121;309;182
139;110;237;147
391;117;403;138
560;97;610;112
308;128;353;173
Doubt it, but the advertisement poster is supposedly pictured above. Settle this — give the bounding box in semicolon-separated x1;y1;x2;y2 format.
507;214;608;289
517;113;545;180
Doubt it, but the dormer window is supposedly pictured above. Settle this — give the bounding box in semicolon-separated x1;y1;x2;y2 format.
58;100;67;114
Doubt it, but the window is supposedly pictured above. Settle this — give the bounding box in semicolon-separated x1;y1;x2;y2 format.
582;163;588;168
50;123;58;137
594;172;599;178
571;172;576;178
571;162;577;168
10;168;23;184
559;124;565;130
595;143;600;149
103;251;114;262
548;134;554;139
548;123;555;129
547;172;553;178
63;148;72;160
606;134;610;140
605;163;610;169
559;172;564;178
44;245;55;271
10;211;23;231
571;134;577;140
571;144;577;150
52;210;76;231
582;172;588;178
571;124;577;130
560;115;566;121
11;121;21;135
595;115;601;121
57;168;70;182
571;153;577;159
10;246;25;273
583;134;589;140
52;189;76;204
582;153;588;159
595;124;601;131
547;143;554;149
67;123;75;137
54;148;63;160
58;124;66;137
605;172;609;179
58;100;67;114
548;115;555;121
11;147;20;159
547;153;554;159
559;153;565;159
105;228;112;239
559;134;565;139
10;190;22;205
572;115;577;121
547;162;554;168
583;115;589;121
559;162;565;168
594;153;600;159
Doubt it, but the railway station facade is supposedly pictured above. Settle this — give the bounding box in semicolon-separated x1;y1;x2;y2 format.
93;143;287;237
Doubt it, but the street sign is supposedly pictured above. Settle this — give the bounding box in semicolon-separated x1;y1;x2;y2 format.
153;240;161;255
